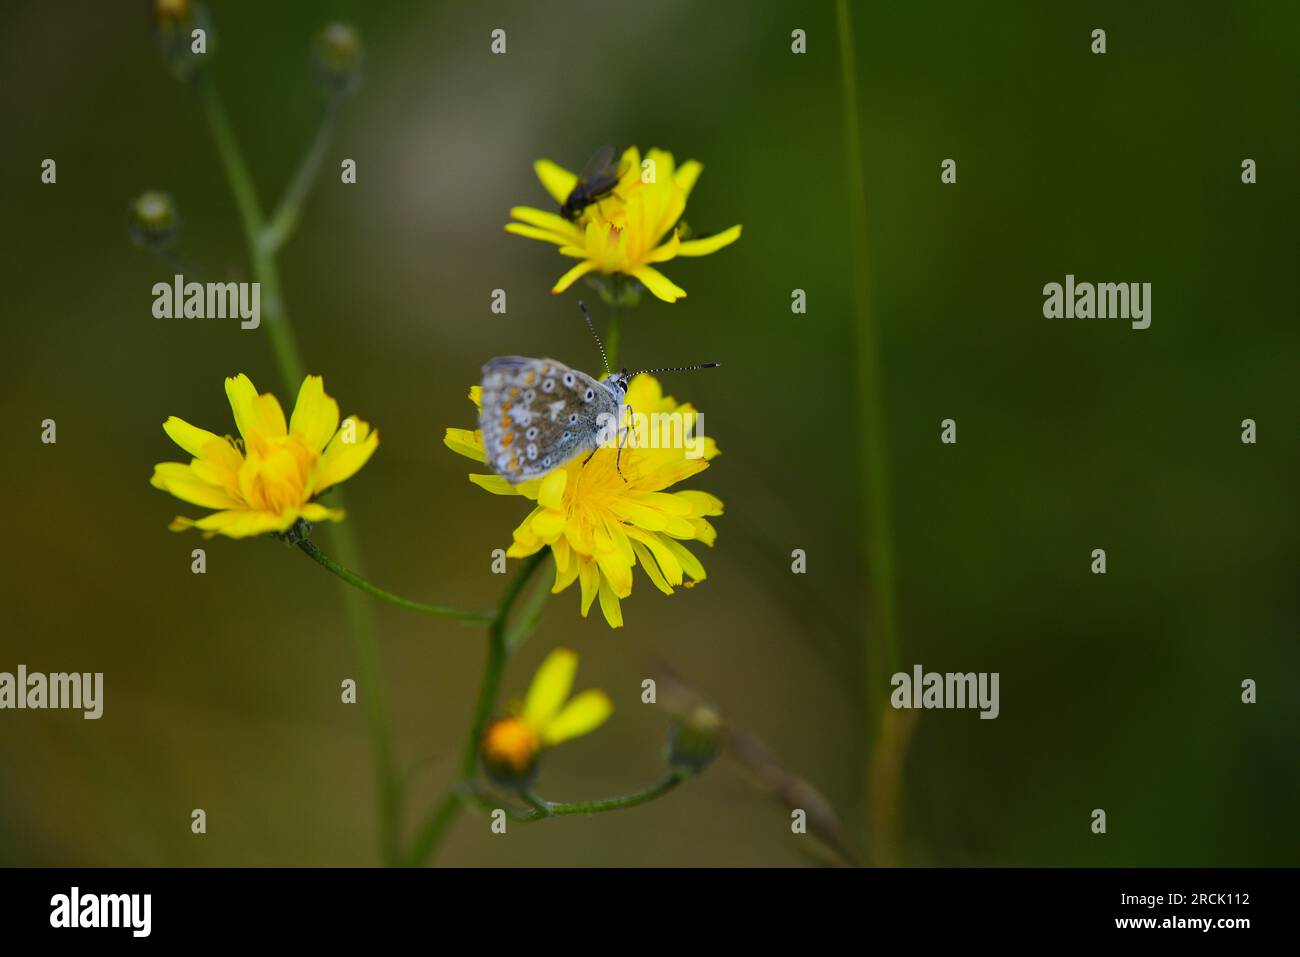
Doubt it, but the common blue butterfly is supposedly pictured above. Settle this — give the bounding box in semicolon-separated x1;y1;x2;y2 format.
479;302;716;484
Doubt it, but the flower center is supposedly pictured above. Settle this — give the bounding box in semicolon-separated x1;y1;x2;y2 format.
561;448;638;544
240;430;317;515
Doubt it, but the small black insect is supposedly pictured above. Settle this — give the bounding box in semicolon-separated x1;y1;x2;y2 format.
559;144;628;222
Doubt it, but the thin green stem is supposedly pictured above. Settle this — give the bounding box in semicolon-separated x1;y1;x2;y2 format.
404;551;549;866
504;554;553;652
200;73;399;864
261;99;340;254
296;539;494;623
527;774;683;817
836;0;907;867
465;775;685;822
519;789;552;817
198;73;307;387
457;551;549;779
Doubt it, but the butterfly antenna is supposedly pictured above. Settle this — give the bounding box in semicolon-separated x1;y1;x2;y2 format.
578;300;612;375
629;362;721;376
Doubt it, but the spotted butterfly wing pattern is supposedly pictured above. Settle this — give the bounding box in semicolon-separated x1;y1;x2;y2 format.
479;357;622;483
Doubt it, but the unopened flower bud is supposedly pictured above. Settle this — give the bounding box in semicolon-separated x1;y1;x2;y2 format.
313;22;363;98
666;705;723;776
128;191;180;250
481;716;541;789
152;0;213;82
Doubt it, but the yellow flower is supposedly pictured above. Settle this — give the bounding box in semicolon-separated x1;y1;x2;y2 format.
482;647;613;785
506;146;742;303
151;373;378;539
444;375;722;629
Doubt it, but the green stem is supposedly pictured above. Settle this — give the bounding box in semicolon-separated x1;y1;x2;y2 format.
465;775;684;821
458;552;548;779
404;551;549;866
261;99;340;254
198;73;307;387
522;774;683;818
200;73;400;864
835;0;906;865
296;539;493;623
504;554;553;652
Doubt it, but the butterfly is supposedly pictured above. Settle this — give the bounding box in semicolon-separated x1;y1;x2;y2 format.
479;302;716;484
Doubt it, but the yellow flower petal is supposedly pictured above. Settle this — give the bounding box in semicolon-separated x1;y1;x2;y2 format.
469;472;524;496
596;576;624;628
510;206;584;241
195;436;243;476
180;507;297;539
533;159;578;205
662;536;707;581
300;502;346;523
542;689;613;745
552;260;596;295
162;416;222;458
631;541;674;595
674;159;703;197
223;374;259;438
645;230;682;264
676;224;743;257
224;374;287;440
531;509;565;539
538;469;567;509
626;528;683;585
444;428;486;463
675;490;725;516
522;647;577;728
615;146;642;190
150;462;242;510
505;222;575;247
315;416;378;493
578;560;600;616
631;265;686;303
552;552;581;594
506;536;545;559
289;375;340;454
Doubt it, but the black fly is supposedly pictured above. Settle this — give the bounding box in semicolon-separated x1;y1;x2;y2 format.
559;144;628;222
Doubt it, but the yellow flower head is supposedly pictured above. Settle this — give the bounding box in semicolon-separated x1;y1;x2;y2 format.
151;374;378;539
482;647;613;785
506;146;742;303
444;375;722;629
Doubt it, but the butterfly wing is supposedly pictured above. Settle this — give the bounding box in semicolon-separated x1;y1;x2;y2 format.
480;357;620;483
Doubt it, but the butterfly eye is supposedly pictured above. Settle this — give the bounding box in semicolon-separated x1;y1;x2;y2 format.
523;389;536;402
569;413;578;424
584;388;595;402
563;373;576;387
526;427;539;440
562;431;572;441
526;443;538;460
542;379;555;393
542;456;552;467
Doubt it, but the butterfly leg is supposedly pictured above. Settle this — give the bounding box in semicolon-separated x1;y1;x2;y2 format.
615;403;634;483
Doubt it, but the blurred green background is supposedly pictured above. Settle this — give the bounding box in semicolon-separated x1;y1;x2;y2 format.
1;0;1296;866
